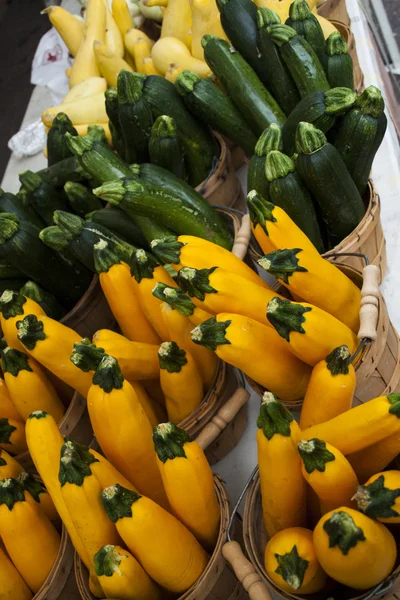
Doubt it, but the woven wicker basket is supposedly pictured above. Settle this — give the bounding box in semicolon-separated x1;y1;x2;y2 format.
318;0;350;26
32;526;75;600
74;475;248;600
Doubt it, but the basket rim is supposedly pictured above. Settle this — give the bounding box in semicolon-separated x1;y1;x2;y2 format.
34;525;74;600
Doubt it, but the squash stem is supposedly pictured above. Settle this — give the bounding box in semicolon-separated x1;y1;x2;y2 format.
323;511;366;555
297;438;335;474
246;190;276;235
130;248;160;282
150;237;183;265
18;472;46;503
265;151;295;181
70;339;106;373
53;210;84;236
18;170;42;193
39;225;72;252
177;266;217;301
16;314;46;351
295;122;327;155
93;355;124;393
255;123;283;156
356;85;385;118
191;316;231;351
59;439;98;487
0;213;19;245
258;248;307;284
325;31;348;56
153;422;192;463
2;347;33;377
267;297;311;341
257;391;294;440
117;70;146;105
152;283;196;316
257;7;281;28
94;239;124;274
274;545;308;590
0;290;26;320
0;477;25;510
94;545;124;577
102;484;141;523
325;345;351;375
158;341;188;373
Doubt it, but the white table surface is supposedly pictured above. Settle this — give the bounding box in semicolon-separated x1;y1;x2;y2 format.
1;0;400;512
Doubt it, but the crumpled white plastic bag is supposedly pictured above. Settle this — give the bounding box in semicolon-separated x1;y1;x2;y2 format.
8;119;47;158
31;27;72;104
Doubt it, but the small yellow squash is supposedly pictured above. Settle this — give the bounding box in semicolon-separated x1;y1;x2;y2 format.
348;432;400;484
41;6;85;57
161;0;192;47
0;543;32;600
354;470;400;523
0;449;24;479
152;37;211;77
69;0;106;87
0;290;44;351
0;375;22;421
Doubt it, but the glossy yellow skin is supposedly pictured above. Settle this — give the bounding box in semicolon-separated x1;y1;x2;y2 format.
265;528;327;595
299;441;359;514
191;0;227;60
0;544;32;600
103;0;124;58
42;93;108;127
266;250;361;333
69;0;106;87
99;262;160;344
143;57;162;76
0;418;27;454
43;6;84;57
62;77;107;103
132;38;152;74
160;349;204;424
161;0;192;47
61;474;121;588
0;376;22;421
313;507;397;589
142;379;166;407
132;265;175;340
88;379;169;508
5;355;65;423
21;316;92;397
361;471;400;523
161;303;217;389
172;236;270;288
97;545;162;600
94;335;160;381
93;40;134;87
152;37;211;77
258;421;307;538
112;0;134;36
124;28;154;52
1;297;44;352
157;440;220;550
129;380;165;427
0;449;24;479
25;413;92;570
116;495;209;592
0;490;60;593
272;301;358;367
348;432;400;484
187;306;213;326
300;358;356;429
89;449;137;491
35;488;59;522
299;395;400;456
207;314;311;403
165;64;185;82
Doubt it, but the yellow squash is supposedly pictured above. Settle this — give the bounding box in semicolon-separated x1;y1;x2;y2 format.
0;449;24;479
298;438;359;514
0;543;33;600
267;297;358;367
158;342;204;423
94;240;160;344
113;0;134;36
191;0;227;59
93;40;134;87
42;93;109;127
17;314;93;397
103;0;124;57
257;393;307;538
18;472;58;521
131;37;153;74
0;417;27;455
165;63;185;82
348;432;400;484
161;0;192;47
191;313;311;403
91;333;160;380
130;249;176;340
102;484;209;593
143;57;162;75
0;375;21;421
69;0;106;87
300;345;356;429
299;393;400;456
89;447;138;491
125;28;154;53
129;380;166;427
258;248;361;332
59;440;121;595
265;528;327;595
72;344;169;508
74;123;112;144
41;6;85;57
354;470;400;523
62;77;107;104
152;37;211;77
0;290;44;351
2;346;64;423
313;507;397;589
0;478;60;593
94;544;162;600
154;422;220;550
152;235;270;289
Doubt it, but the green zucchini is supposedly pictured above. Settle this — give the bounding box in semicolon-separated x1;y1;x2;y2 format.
175;70;257;156
282;87;356;155
257;8;300;117
216;0;265;81
37;156;89;188
143;74;218;186
105;87;125;160
0;213;86;306
20;281;66;320
0;279;27;294
202;35;286;137
46;113;77;166
265;150;324;252
269;24;330;98
18;171;70;225
66;134;133;183
0;189;45;229
332;86;387;195
87;207;149;248
117;70;153;164
324;32;354;90
93;178;233;249
64;181;103;216
86;125;108;144
286;0;326;64
148;115;186;180
0;259;24;279
247;123;282;199
295;122;365;245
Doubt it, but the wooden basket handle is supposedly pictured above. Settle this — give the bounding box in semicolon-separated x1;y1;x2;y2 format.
232;214;251;260
196;387;250;451
358;264;380;341
222;541;273;600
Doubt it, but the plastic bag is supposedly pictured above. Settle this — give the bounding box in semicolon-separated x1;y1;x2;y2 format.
31;27;72;105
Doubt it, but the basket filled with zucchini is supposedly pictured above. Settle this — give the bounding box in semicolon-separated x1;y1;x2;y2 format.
243;391;400;600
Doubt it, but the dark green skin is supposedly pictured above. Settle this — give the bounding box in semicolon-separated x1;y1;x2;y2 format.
88;207;149;249
148;130;186;180
247;155;270;200
325;53;354;90
46;118;77;167
26;182;70;226
286;15;326;64
0;260;24;279
177;76;257;156
75;140;133;184
282;91;335;156
333;109;387;196
37;156;88;188
65;183;102;216
279;35;330;98
203;37;286;137
118;97;153;164
269;171;324;252
0;191;45;229
296;143;366;245
132;163;232;244
258;27;300;117
143;76;218;187
0;279;27;294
